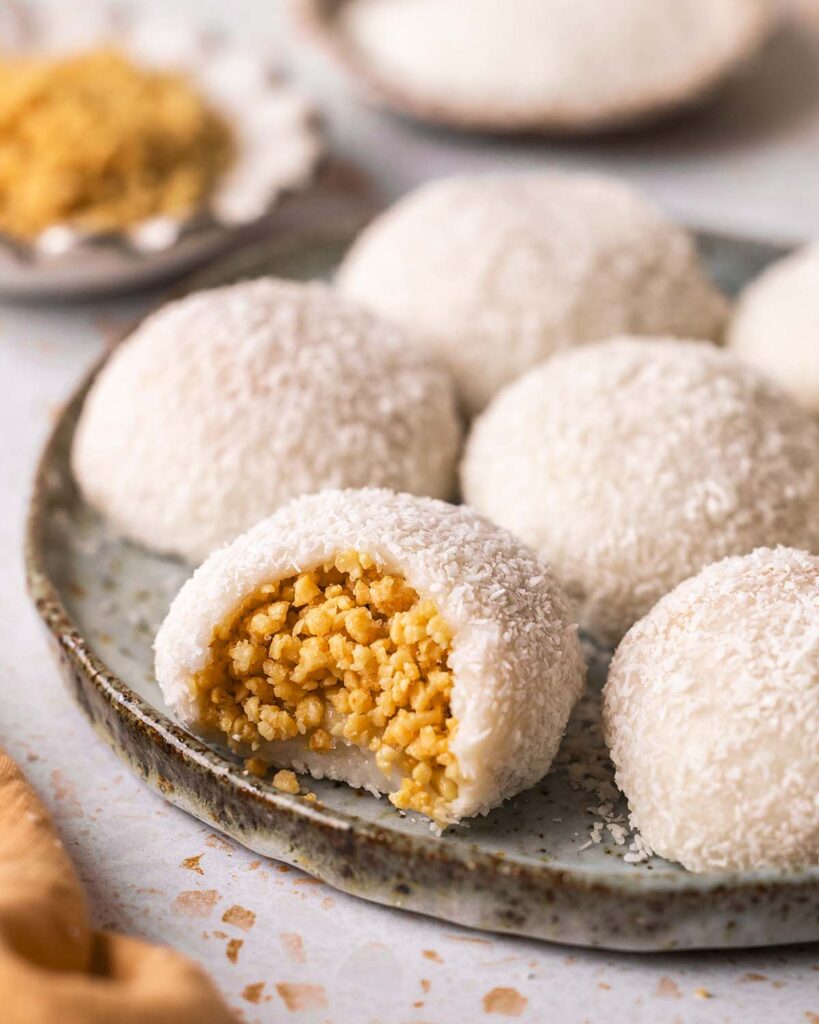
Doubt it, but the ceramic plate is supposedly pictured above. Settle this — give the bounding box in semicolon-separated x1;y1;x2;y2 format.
26;227;819;952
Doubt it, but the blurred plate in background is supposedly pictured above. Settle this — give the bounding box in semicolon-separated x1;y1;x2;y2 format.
0;1;324;298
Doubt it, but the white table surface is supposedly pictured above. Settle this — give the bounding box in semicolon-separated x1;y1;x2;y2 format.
2;2;818;1022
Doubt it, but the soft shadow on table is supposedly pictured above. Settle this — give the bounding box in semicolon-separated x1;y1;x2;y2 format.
478;928;819;973
612;24;819;157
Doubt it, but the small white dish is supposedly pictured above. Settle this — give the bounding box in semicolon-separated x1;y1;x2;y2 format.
0;1;324;298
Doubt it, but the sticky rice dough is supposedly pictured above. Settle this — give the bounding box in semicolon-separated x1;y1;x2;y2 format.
154;489;586;826
729;244;819;415
71;279;462;563
603;547;819;872
337;173;727;414
329;0;772;132
461;337;819;645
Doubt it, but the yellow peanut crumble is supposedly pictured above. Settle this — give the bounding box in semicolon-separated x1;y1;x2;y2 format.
271;769;300;795
192;551;460;823
0;48;234;240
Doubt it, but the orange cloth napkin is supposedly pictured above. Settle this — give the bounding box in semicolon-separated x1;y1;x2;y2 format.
0;748;236;1023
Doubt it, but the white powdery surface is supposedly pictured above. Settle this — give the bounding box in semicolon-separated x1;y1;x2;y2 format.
461;337;819;645
338;173;727;414
72;279;462;564
155;488;586;822
336;0;772;130
729;243;819;415
603;547;819;873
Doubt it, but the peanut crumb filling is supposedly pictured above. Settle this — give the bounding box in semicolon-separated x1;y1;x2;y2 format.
192;551;460;823
0;48;234;240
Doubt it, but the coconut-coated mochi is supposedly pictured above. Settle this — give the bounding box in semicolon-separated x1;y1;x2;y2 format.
728;244;819;415
154;489;586;822
329;0;772;132
71;278;461;563
461;337;819;645
337;173;727;414
603;547;819;873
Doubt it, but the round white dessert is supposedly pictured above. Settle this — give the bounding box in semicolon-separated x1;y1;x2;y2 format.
72;279;462;563
461;337;819;644
331;0;772;132
338;174;727;414
729;244;819;416
603;547;819;872
155;489;586;825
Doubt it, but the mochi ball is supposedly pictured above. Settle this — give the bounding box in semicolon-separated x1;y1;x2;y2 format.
155;488;586;826
603;547;819;872
72;279;462;563
318;0;772;133
729;244;819;415
337;173;727;414
461;337;819;644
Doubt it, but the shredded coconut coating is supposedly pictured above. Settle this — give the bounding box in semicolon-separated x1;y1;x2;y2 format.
154;489;586;822
728;244;819;415
72;279;462;563
337;173;728;414
461;337;819;645
333;0;772;131
603;547;819;872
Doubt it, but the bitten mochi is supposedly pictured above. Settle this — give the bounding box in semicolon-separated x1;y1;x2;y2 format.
603;547;819;872
461;337;819;644
337;173;727;414
155;489;586;826
72;279;462;563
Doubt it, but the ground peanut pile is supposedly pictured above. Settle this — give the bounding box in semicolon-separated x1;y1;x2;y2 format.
0;48;233;239
192;551;460;822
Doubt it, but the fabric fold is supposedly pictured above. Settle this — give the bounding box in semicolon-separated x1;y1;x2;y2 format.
0;749;236;1024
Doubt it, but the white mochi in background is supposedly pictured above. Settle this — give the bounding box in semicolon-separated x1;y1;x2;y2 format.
338;173;728;415
729;244;819;416
461;337;819;644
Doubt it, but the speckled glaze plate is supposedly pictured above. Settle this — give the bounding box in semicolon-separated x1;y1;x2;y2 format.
26;227;819;952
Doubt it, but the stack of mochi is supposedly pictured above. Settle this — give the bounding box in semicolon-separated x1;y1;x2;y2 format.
72;171;818;872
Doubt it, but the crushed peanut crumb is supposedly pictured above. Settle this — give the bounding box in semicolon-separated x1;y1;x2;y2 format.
193;551;459;823
0;48;233;239
272;769;300;795
243;756;268;778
